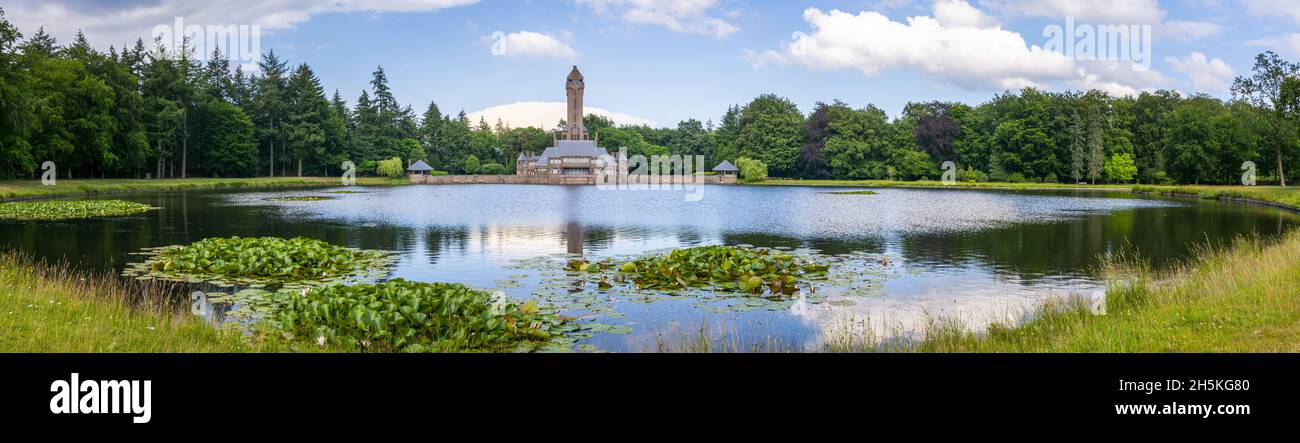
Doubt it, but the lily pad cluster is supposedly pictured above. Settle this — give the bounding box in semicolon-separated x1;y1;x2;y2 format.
618;245;829;295
0;199;157;221
274;279;557;352
123;236;395;287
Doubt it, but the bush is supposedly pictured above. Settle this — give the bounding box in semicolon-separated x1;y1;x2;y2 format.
959;166;988;183
478;163;506;175
429;170;450;176
463;155;481;174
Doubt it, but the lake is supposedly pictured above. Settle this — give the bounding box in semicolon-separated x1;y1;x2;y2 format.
3;184;1297;351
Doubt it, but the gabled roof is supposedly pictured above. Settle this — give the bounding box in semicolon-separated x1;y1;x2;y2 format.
407;160;433;171
712;160;739;172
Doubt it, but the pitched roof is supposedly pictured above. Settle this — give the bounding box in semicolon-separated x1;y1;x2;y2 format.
406;160;433;171
712;160;738;172
535;140;609;164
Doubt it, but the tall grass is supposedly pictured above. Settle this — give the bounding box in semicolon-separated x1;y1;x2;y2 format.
0;252;266;352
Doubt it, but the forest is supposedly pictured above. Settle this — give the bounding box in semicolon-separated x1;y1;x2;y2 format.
2;8;1299;185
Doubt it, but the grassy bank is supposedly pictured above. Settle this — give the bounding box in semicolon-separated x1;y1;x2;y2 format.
0;253;263;352
745;179;1131;191
0;176;408;200
1134;185;1300;211
899;230;1300;352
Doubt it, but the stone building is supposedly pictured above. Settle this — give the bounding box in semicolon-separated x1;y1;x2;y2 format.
516;66;612;181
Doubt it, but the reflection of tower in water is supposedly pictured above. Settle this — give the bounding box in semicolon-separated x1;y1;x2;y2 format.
563;186;584;256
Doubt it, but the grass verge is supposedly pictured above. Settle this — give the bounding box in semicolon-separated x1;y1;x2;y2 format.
0;252;268;352
744;179;1131;191
1133;185;1300;211
0;177;408;201
895;231;1300;352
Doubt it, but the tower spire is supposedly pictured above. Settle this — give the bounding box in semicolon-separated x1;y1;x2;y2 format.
566;66;586;140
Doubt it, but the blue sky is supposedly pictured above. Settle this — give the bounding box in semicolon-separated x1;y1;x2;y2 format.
5;0;1300;127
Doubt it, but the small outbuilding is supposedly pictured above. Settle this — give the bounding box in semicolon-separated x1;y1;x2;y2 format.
407;160;434;176
712;160;739;176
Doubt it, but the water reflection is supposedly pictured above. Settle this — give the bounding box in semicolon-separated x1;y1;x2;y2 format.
1;185;1297;351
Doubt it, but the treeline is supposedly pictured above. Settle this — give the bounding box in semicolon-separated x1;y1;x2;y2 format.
2;8;1298;185
0;9;551;180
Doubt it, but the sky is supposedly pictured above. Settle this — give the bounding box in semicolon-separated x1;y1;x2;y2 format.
3;0;1298;128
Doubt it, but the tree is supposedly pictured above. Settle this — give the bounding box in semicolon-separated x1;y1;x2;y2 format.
736;157;768;180
1070;114;1086;183
798;103;832;179
1105;152;1137;183
736;94;803;177
199;101;258;177
0;8;33;178
253;50;288;177
284;63;330;177
915;101;960;162
1087;114;1104;184
376;156;404;178
1232;51;1299;186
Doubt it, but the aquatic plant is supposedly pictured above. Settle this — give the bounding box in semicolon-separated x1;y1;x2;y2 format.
273;279;556;352
618;246;828;295
123;236;395;287
824;190;878;195
0;199;157;221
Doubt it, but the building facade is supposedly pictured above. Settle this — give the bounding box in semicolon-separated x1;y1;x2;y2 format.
516;66;612;182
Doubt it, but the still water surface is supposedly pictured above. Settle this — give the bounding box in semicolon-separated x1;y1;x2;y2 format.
3;185;1296;350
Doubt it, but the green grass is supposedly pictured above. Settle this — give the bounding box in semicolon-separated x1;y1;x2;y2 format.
0;253;263;352
845;231;1300;352
744;179;1131;190
0;177;408;200
1134;185;1300;210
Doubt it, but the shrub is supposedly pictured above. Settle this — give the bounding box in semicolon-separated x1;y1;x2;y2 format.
478;163;506;175
463;155;481;174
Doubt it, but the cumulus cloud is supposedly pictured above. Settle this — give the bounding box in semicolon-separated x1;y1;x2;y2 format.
748;4;1168;96
467;102;657;130
1160;20;1223;42
984;0;1165;24
1240;0;1300;25
1165;52;1235;93
488;31;577;59
1246;33;1300;58
1;0;479;50
933;0;999;28
576;0;739;38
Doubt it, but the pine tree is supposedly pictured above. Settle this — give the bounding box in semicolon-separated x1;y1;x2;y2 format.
1070;114;1086;183
1087;114;1104;184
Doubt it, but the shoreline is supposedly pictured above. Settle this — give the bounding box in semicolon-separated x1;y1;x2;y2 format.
0;177;408;202
3;179;1298;352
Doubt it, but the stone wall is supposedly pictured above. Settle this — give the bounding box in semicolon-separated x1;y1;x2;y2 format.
409;174;737;185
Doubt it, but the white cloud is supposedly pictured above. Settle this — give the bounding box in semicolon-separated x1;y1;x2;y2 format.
1246;33;1300;57
576;0;739;38
2;0;479;50
1160;20;1223;42
1165;52;1235;93
985;0;1165;23
1240;0;1300;24
487;31;577;59
933;0;998;28
467;102;657;130
748;4;1169;96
